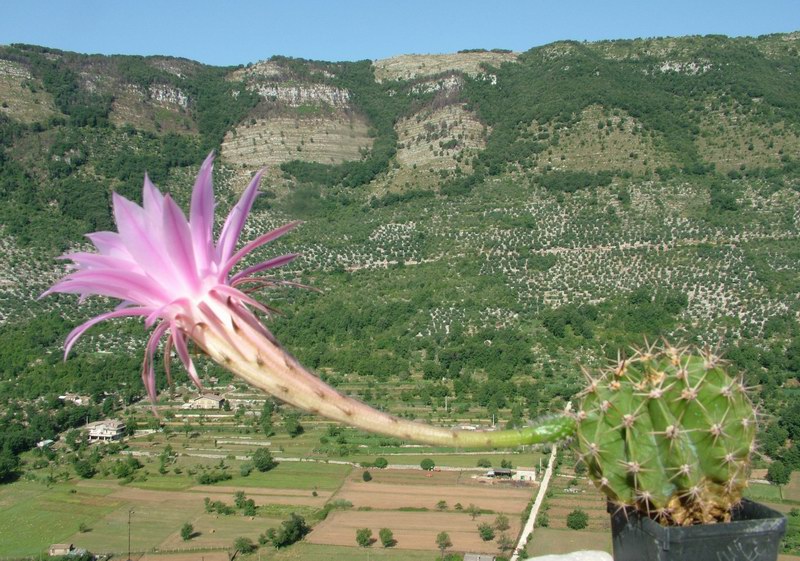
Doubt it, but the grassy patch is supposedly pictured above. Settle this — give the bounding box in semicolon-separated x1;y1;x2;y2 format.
0;481;123;557
529;527;612;556
222;461;352;491
746;482;783;502
127;474;196;491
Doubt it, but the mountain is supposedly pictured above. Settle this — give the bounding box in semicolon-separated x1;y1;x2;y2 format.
0;34;799;467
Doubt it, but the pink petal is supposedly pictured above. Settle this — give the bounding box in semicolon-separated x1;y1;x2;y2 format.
171;325;203;390
230;253;299;283
190;152;216;273
58;252;140;273
142;173;164;215
219;221;300;280
210;285;271;316
164;335;174;388
86;231;133;260
63;307;153;358
162;195;199;292
216;169;263;264
48;269;171;305
112;192;179;292
142;322;169;403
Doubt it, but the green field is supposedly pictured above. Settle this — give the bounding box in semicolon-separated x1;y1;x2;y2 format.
528;527;612;557
0;481;121;557
221;461;352;491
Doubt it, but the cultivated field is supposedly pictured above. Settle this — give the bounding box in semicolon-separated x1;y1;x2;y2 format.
309;510;520;553
337;478;533;512
307;468;532;555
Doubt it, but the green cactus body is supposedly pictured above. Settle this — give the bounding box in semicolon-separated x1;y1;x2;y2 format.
575;346;756;525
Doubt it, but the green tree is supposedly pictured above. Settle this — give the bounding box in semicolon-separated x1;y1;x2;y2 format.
242;499;257;516
379;527;395;548
373;457;388;469
536;512;549;527
362;470;372;482
566;509;589;530
420;458;435;471
180;522;194;541
767;460;792;499
467;503;481;520
233;536;256;554
436;531;452;559
252;448;277;472
269;513;310;548
356;528;373;547
436;499;448;511
494;513;510;531
260;400;274;437
478;522;495;541
283;411;304;437
74;459;96;479
497;532;514;552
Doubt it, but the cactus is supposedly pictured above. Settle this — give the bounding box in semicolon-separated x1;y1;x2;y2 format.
574;344;757;526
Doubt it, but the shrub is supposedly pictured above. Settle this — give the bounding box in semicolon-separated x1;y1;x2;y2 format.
233;536;256;554
362;470;372;482
268;513;310;548
566;509;588;530
494;514;510;531
379;527;395;547
197;471;231;485
356;528;373;547
252;448;277;472
420;458;435;471
478;522;495;541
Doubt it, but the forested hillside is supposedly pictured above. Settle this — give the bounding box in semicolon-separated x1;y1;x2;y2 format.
1;33;799;480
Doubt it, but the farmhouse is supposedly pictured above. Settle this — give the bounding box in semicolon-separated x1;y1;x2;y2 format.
182;393;226;409
485;468;514;478
48;544;73;556
87;419;126;441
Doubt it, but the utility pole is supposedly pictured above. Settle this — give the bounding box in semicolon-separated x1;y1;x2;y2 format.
127;509;134;561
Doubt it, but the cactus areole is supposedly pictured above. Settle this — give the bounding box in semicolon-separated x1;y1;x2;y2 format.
574;345;757;526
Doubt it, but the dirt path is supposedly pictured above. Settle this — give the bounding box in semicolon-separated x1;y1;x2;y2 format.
511;401;570;561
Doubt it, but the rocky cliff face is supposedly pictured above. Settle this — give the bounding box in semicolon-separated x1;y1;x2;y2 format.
373;51;517;82
220;111;372;169
0;59;60;123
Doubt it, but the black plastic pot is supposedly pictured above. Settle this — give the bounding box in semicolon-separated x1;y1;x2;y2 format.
608;499;786;561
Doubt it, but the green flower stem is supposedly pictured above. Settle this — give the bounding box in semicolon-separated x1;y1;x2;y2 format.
192;301;576;449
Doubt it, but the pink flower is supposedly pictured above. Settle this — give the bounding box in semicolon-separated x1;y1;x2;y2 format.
44;155;574;449
43;153;299;402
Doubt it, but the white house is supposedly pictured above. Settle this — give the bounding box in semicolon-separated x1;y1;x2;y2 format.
182;394;226;410
88;419;126;441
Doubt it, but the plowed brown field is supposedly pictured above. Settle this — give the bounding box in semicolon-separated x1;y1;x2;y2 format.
309;510;520;553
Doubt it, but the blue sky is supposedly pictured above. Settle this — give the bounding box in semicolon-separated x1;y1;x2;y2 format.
2;1;799;66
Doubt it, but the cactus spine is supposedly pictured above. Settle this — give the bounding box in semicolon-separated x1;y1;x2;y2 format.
574;345;756;525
